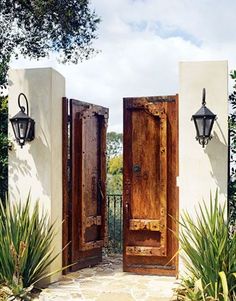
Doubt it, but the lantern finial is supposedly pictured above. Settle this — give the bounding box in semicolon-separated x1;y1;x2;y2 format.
202;88;206;106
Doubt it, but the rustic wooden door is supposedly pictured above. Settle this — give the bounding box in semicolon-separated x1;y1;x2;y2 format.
123;96;179;276
62;98;109;272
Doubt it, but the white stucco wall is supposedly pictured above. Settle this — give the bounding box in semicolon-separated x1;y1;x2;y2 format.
179;61;228;274
8;68;65;283
179;61;228;215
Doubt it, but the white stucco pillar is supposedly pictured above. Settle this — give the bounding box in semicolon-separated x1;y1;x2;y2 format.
8;68;65;283
179;61;228;214
178;61;228;272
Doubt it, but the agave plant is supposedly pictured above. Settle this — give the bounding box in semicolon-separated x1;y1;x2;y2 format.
0;196;60;299
175;277;204;301
177;192;236;301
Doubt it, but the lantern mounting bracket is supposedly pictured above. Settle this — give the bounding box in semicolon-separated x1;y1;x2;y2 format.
18;93;29;115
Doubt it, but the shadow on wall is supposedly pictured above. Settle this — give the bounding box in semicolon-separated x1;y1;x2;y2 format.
8;71;51;200
8;148;32;200
25;69;52;200
28;135;51;197
8;133;51;201
204;124;228;197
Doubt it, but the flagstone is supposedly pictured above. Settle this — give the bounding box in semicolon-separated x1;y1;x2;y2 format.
38;255;176;301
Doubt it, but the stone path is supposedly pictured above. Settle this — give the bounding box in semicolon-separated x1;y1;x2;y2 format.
39;255;178;301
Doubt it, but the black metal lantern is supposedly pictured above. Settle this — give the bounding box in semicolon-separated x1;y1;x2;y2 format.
191;88;217;148
10;93;35;148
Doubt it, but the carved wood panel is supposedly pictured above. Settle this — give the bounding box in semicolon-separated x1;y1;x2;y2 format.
62;98;108;272
123;96;179;276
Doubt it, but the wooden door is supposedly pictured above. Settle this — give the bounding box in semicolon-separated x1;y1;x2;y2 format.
123;96;178;276
62;98;109;272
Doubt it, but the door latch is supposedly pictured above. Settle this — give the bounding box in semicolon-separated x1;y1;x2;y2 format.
133;164;141;173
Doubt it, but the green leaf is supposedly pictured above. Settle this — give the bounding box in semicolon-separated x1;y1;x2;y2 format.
0;195;65;298
219;271;229;301
176;191;236;300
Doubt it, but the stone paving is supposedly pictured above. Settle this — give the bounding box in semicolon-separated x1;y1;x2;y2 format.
39;255;178;301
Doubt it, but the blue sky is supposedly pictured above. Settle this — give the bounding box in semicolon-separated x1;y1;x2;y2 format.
11;0;236;132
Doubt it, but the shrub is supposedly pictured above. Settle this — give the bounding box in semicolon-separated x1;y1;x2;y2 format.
0;96;8;204
0;196;60;300
176;192;236;301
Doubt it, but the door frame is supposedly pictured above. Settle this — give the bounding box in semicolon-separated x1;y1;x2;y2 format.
62;97;70;272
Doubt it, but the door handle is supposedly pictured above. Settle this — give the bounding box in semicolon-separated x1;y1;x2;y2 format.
133;164;141;173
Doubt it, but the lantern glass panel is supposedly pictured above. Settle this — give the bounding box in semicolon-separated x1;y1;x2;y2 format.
18;119;29;139
204;118;213;137
11;120;19;139
26;119;34;139
195;118;204;137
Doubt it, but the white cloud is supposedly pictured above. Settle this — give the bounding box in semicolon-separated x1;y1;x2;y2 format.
10;0;236;132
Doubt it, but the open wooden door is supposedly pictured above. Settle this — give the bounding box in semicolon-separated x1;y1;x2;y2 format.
123;96;178;276
63;98;109;272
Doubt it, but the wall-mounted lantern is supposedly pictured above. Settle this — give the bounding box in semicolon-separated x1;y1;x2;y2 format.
10;93;35;148
191;88;217;148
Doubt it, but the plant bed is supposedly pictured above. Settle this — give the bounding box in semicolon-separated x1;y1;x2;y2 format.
175;192;236;301
0;196;60;300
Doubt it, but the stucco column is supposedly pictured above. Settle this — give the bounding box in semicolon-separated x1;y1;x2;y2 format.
178;61;228;271
8;68;65;283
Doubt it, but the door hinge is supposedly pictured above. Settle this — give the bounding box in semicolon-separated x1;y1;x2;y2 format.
150;97;175;103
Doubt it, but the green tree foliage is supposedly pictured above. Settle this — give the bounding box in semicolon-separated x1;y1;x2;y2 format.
107;155;123;195
108;155;123;175
0;96;8;203
106;132;123;195
0;0;100;86
106;133;123;253
0;0;100;202
229;70;236;221
107;132;123;161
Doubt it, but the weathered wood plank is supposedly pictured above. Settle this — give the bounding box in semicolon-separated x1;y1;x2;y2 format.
62;97;70;274
123;95;178;275
159;111;167;256
63;99;108;272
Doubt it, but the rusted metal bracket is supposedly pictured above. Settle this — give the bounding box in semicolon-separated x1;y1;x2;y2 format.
126;246;166;257
129;219;165;231
80;240;104;251
126;98;166;117
86;216;102;227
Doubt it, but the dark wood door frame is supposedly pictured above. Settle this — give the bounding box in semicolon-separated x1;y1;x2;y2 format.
62;98;109;273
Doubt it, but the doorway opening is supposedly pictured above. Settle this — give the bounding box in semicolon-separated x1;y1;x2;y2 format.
62;96;179;276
